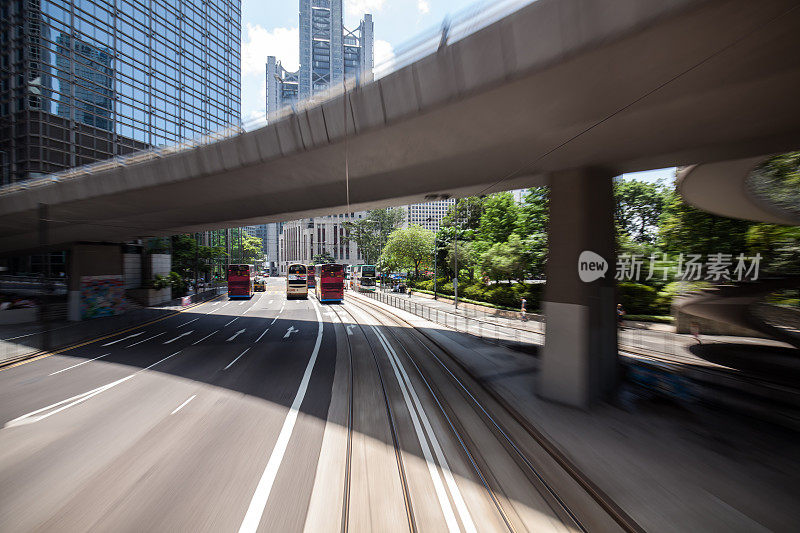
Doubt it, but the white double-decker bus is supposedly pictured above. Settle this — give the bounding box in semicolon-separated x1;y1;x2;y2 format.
286;263;308;299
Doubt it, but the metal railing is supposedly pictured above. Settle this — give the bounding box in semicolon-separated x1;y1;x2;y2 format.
0;0;534;197
364;288;690;359
363;289;544;351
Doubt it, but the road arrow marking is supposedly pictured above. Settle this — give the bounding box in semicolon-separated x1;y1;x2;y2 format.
227;329;246;342
346;325;355;336
102;332;143;346
164;331;193;344
283;326;298;339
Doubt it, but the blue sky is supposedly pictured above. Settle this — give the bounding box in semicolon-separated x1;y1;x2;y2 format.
240;0;676;183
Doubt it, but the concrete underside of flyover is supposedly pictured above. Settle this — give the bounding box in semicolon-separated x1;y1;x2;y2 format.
2;0;800;253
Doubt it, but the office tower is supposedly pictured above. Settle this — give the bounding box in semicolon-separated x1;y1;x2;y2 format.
0;0;241;185
267;0;373;116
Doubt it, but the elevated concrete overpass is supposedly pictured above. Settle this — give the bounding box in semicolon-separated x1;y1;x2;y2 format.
3;0;800;407
3;0;799;251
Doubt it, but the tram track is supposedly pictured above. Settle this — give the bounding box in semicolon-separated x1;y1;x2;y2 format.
344;299;519;533
348;291;645;533
329;303;417;533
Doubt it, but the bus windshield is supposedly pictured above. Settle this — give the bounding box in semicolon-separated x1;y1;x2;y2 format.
362;265;376;277
320;264;344;277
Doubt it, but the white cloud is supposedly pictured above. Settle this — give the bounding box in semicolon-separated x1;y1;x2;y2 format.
344;0;385;27
241;23;299;75
345;0;385;15
240;23;299;125
373;39;396;78
417;0;430;15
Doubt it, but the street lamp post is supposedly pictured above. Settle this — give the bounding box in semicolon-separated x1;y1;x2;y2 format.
454;229;458;310
427;216;438;300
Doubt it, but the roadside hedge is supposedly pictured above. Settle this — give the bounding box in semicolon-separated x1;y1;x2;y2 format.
410;279;542;310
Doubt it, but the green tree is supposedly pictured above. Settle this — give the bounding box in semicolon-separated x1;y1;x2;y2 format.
481;234;528;282
478;192;519;244
312;251;335;264
659;189;754;256
441;196;485;232
380;225;435;280
446;240;482;282
169;234;228;296
615;179;668;244
343;207;405;264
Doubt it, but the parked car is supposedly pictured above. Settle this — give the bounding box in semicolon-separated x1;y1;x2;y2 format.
254;278;266;291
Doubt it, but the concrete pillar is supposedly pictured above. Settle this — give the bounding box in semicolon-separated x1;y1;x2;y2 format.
539;168;618;407
67;243;124;321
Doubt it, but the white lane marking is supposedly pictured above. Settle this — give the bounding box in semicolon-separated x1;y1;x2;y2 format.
239;301;245;305
268;300;274;304
49;352;111;376
164;331;193;344
6;350;183;428
224;317;239;327
255;327;270;343
226;329;246;342
171;394;196;415
346;325;355;336
126;331;165;348
192;329;219;345
178;317;199;328
207;301;231;314
213;302;221;305
283;326;298;339
371;322;476;533
101;332;143;346
269;302;286;325
238;298;323;533
224;347;251;370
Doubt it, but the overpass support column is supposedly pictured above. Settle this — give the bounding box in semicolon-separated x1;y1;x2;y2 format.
66;243;125;321
539;168;617;407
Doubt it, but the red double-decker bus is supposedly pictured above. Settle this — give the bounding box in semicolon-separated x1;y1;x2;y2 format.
227;264;254;298
316;263;344;303
307;265;316;289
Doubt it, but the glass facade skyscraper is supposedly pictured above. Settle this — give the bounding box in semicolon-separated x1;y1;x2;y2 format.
266;0;373;116
0;0;241;185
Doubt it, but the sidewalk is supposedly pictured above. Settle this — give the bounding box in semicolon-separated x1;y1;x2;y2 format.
0;288;223;366
352;291;800;532
370;288;795;373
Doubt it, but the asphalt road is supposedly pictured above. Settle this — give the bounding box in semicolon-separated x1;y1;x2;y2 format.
0;277;618;532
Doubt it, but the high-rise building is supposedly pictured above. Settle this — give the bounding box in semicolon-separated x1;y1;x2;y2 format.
0;0;241;185
244;222;282;272
267;0;373;116
404;199;457;233
278;213;366;274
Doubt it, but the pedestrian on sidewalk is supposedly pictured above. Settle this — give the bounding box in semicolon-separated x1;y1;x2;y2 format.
617;303;626;328
520;297;527;321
